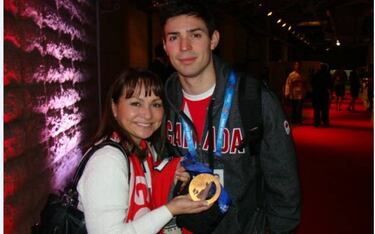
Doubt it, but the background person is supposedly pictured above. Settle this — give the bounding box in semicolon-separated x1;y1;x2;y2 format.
347;68;361;111
332;68;347;111
284;61;306;124
311;63;333;127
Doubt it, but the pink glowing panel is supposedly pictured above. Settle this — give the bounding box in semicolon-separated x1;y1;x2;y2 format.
32;89;82;113
30;65;90;84
16;38;86;61
9;36;86;61
22;3;91;42
31;88;85;149
44;109;82;137
4;0;97;232
40;11;90;42
55;0;92;26
45;110;83;138
4;34;21;47
4;64;22;86
48;129;82;165
4;0;18;15
51;147;82;190
45;42;86;61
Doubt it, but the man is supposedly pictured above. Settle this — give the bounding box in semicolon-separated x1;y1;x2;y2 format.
284;62;306;124
311;63;332;127
332;68;347;111
347;68;360;112
160;1;300;233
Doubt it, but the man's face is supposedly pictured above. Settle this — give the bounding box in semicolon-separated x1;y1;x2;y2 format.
163;15;219;79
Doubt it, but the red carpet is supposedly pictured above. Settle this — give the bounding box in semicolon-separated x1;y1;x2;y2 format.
291;98;373;234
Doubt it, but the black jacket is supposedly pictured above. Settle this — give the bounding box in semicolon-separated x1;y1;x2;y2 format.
164;56;301;233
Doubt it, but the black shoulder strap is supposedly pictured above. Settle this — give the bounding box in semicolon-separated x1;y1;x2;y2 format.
238;74;264;209
238;75;263;155
72;140;130;187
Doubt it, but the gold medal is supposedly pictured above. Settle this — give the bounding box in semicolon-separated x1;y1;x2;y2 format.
189;173;221;204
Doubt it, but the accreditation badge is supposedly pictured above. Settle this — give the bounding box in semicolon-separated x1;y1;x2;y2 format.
163;218;182;234
213;169;224;186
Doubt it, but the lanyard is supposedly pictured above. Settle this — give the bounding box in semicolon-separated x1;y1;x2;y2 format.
180;71;237;214
181;71;237;159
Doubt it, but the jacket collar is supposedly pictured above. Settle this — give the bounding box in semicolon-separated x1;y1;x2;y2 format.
211;55;232;113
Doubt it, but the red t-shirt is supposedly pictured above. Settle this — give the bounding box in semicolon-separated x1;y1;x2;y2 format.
181;86;215;143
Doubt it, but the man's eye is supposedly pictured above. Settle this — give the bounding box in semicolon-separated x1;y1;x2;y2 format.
192;33;202;39
168;35;177;41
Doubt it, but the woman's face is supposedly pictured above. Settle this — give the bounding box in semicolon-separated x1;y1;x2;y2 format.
112;85;164;145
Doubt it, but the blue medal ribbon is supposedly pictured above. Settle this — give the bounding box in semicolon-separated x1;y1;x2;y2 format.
215;71;236;157
180;71;237;213
181;120;197;160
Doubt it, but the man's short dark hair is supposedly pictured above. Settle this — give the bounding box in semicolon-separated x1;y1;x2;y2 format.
159;0;217;38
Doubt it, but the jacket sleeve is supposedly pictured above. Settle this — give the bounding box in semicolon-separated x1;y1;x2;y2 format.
260;88;301;233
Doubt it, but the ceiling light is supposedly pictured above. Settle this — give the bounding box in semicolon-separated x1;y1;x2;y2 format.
288;26;292;31
282;23;287;27
336;40;341;46
277;19;282;23
297;21;323;26
267;11;273;16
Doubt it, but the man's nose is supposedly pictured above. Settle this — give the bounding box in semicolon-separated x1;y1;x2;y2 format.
180;37;192;51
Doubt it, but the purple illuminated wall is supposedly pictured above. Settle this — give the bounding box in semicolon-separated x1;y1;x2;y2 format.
4;0;98;233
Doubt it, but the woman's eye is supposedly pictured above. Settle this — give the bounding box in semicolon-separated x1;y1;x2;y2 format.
153;103;163;108
130;102;141;107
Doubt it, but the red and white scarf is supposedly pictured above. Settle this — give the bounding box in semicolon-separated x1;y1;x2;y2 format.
126;140;154;222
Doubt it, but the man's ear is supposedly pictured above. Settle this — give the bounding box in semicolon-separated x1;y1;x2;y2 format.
210;30;220;50
162;39;168;56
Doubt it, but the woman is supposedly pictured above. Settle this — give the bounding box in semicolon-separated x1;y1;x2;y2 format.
333;69;347;111
77;68;210;233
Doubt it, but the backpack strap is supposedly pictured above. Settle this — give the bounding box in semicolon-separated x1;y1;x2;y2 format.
72;140;130;187
238;75;263;155
238;74;264;210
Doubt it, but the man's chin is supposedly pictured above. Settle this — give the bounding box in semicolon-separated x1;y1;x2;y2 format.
177;69;201;79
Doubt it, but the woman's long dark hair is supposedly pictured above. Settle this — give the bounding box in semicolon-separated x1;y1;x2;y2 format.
92;68;166;160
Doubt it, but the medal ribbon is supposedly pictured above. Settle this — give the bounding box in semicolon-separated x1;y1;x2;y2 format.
215;71;236;157
181;71;237;213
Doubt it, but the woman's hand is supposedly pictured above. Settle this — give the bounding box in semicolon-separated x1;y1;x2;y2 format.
166;194;212;216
